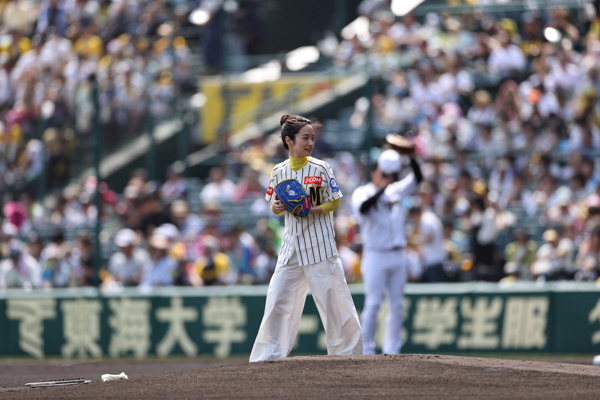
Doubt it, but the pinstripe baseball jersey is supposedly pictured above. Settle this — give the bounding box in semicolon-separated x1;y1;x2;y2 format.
265;157;343;267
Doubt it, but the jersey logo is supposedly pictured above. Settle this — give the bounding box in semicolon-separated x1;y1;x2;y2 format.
309;186;322;206
303;197;311;209
304;176;323;185
329;178;339;193
288;189;297;196
267;187;273;195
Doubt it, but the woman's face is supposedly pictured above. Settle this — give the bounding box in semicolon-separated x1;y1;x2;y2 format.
287;124;315;158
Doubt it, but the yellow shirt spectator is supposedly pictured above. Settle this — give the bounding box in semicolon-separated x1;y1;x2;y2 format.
74;35;104;59
193;252;231;286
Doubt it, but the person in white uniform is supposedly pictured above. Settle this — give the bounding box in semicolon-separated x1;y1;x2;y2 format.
250;114;363;363
351;149;423;355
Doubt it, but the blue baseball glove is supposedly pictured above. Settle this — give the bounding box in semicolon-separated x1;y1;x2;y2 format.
274;179;312;218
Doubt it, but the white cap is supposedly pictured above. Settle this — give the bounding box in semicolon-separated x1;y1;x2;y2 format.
378;150;402;175
2;222;18;237
114;228;137;247
154;223;179;241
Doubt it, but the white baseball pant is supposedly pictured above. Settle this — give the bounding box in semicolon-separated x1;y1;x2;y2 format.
250;251;363;362
360;249;407;355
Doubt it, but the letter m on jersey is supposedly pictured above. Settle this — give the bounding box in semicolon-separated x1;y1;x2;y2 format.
309;186;322;206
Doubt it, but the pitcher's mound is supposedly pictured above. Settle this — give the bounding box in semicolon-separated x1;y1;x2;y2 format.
4;354;600;399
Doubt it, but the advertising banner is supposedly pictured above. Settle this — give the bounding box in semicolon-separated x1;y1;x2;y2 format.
0;283;598;358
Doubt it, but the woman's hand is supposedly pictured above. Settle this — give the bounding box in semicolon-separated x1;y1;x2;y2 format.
272;199;286;214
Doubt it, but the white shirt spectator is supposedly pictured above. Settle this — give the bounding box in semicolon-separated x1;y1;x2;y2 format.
200;178;236;203
550;59;581;93
0;245;41;289
438;70;474;102
410;80;444;107
40;34;73;69
419;209;446;266
108;247;151;286
537;92;560;118
568;123;600;151
488;44;526;76
467;106;495;126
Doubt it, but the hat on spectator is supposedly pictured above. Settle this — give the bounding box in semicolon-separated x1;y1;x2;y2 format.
202;201;222;214
45;243;62;259
115;229;137;247
124;185;140;200
155;223;179;241
171;200;189;218
2;222;18;238
555;186;572;207
149;234;170;250
542;229;559;242
472;180;487;196
473;90;491;106
203;235;220;253
378;150;402;175
8;239;23;258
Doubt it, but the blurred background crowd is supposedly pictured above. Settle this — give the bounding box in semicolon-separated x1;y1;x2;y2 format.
0;0;195;193
2;0;600;290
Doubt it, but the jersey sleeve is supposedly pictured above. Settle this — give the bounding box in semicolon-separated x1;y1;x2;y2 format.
385;173;417;199
321;162;343;202
265;167;278;202
351;186;369;217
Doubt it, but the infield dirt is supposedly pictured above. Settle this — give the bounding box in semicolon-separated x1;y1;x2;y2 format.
1;354;599;399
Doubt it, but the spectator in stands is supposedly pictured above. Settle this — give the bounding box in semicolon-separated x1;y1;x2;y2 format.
336;232;361;284
26;232;43;262
466;90;495;127
442;220;468;281
160;161;187;204
222;224;257;284
170;199;203;237
105;228;150;288
138;186;172;238
139;234;177;287
252;218;279;284
191;235;231;286
0;239;41;290
41;243;72;288
531;229;569;281
232;167;264;203
503;229;537;281
487;30;526;78
469;195;499;281
574;225;600;281
414;184;447;282
199;200;225;239
200;166;236;203
70;230;94;286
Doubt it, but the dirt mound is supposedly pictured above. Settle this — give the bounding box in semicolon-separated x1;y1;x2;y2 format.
2;354;600;399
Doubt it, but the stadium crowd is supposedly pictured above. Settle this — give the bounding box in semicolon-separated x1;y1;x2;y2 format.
0;0;193;193
3;2;600;289
329;2;600;284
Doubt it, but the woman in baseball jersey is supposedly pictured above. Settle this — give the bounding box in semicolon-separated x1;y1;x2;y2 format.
249;115;363;362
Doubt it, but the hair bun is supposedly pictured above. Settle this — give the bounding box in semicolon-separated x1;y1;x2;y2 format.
280;114;291;126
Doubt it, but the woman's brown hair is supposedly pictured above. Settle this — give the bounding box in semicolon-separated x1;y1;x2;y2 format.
280;114;321;150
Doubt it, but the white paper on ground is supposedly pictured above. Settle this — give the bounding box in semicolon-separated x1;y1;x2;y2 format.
101;372;128;382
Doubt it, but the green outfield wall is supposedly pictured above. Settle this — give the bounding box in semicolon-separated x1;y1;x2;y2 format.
0;282;599;359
